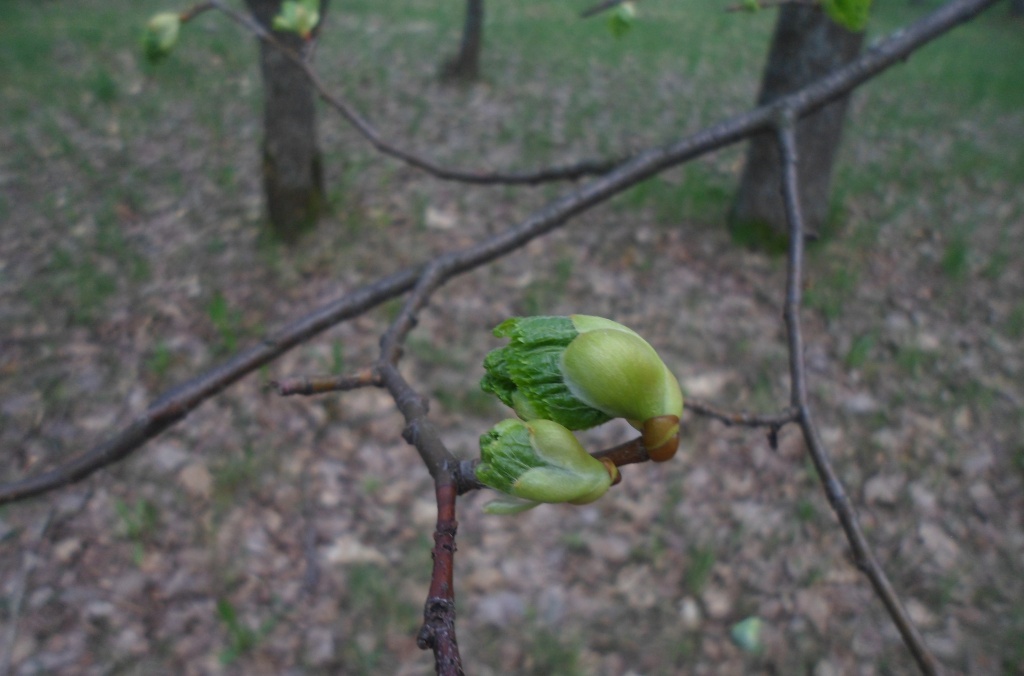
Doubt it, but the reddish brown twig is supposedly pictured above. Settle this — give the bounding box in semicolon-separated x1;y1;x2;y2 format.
416;482;463;676
592;437;649;466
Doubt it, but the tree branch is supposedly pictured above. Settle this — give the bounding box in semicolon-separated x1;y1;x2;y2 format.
775;111;940;675
208;0;627;186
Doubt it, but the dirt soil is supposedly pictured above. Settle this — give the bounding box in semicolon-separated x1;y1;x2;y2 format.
2;14;1023;676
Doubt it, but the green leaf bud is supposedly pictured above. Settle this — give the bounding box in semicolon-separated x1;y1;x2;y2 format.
480;315;683;461
476;419;619;514
607;2;636;39
142;12;181;64
823;0;872;32
272;0;321;38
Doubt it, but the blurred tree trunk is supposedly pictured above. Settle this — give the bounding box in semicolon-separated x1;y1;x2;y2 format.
1012;0;1024;16
441;0;484;81
729;5;865;238
244;0;325;242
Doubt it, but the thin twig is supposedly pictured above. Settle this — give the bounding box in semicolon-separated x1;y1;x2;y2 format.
209;0;626;186
271;368;381;396
775;111;939;675
684;397;798;428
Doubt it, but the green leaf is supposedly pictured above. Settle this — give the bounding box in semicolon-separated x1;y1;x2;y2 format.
606;2;636;39
272;0;320;38
476;419;616;513
823;0;872;32
480;316;611;429
141;12;181;64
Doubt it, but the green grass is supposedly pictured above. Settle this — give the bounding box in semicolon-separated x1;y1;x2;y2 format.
845;331;877;371
216;598;278;665
805;266;858;322
685;546;716;596
206;292;245;355
114;498;160;565
341;563;422;672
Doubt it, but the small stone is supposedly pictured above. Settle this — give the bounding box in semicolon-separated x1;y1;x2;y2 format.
323;537;387;565
53;538;82;564
952;407;972;431
305;627;336;667
968;482;999;518
464;566;504;592
149;440;190;472
411;499;436;528
919;523;959;569
843;392;880;415
702;586;732;620
587;534;631;564
796;588;830;635
813;658;842;676
909;482;938;513
178;463;212;499
863;473;905;505
476;591;525;626
679;597;701;629
681;371;732;399
615;565;657;610
962;448;994;476
916;332;941;351
905;598;938;628
84;600;116;623
425;205;458;230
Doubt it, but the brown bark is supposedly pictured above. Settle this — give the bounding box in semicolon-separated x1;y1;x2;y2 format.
245;0;325;242
441;0;484;81
729;5;865;238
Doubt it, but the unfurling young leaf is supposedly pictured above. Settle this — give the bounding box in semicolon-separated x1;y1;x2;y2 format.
481;315;683;462
272;0;321;38
142;12;181;64
476;419;619;514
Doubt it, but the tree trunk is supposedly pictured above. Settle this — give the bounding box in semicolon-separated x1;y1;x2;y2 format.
1012;0;1024;17
441;0;484;81
729;5;865;239
244;0;325;242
